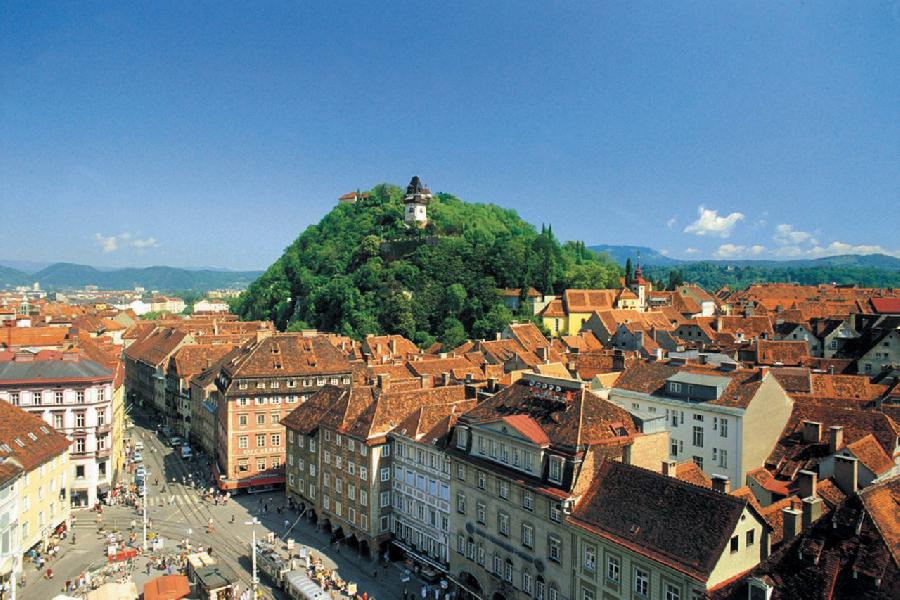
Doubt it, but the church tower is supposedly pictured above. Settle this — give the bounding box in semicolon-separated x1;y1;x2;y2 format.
629;252;652;310
403;175;432;226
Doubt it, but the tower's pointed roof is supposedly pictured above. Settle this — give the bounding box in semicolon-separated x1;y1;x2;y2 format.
404;175;432;204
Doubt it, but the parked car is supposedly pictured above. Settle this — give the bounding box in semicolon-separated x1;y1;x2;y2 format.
132;452;143;463
169;436;182;447
133;441;144;451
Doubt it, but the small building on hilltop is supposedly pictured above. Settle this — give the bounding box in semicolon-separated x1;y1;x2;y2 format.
404;176;432;226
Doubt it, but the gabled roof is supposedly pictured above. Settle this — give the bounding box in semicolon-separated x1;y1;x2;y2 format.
124;327;189;367
394;400;476;446
461;377;635;451
563;289;618;314
0;399;70;471
223;334;351;379
871;297;900;314
569;460;753;582
756;340;810;366
846;434;895;476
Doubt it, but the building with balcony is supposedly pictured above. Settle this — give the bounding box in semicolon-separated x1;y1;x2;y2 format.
0;351;113;507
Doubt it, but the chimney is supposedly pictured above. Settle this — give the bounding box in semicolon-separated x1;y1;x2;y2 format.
797;470;817;499
612;349;625;371
441;372;451;386
377;373;390;391
420;375;432;389
828;365;835;375
465;373;474;384
802;421;823;444
782;506;802;542
829;426;844;454
833;455;858;495
487;377;498;392
537;347;549;362
802;497;824;529
389;339;397;355
759;366;769;380
661;459;677;476
495;332;502;341
439;352;448;359
711;474;730;494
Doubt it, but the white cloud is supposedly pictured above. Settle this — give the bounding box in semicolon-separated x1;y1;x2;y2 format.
666;217;677;229
773;224;817;246
772;241;899;259
714;244;747;259
659;249;670;256
684;247;701;256
132;237;158;249
94;232;159;253
749;245;766;255
94;233;119;253
683;206;745;238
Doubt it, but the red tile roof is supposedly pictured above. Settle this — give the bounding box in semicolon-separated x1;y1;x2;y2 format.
0;399;70;472
871;297;900;314
569;460;754;583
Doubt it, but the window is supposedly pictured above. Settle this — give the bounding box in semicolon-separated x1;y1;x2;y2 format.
584;545;596;571
324;451;331;464
380;491;391;508
548;536;561;562
670;439;680;456
476;502;486;524
492;555;501;576
456;493;466;514
54;391;63;404
457;428;468;449
336;456;343;469
457;464;466;481
692;426;703;448
32;391;42;405
457;534;465;555
238;436;248;449
719;449;728;468
671;382;681;393
582;589;594;600
746;529;755;546
336;434;342;447
75;465;85;479
634;567;649;598
360;490;367;506
548;585;558;600
548;456;563;483
359;466;367;481
75;438;85;453
523;490;534;510
498;511;509;536
498;479;509;499
720;418;728;437
730;535;739;553
522;523;534;548
348;462;355;476
272;413;280;424
257;458;266;471
477;544;485;565
535;579;545;600
504;559;513;583
606;555;620;582
257;413;265;425
477;471;486;490
693;413;703;422
271;434;281;446
549;504;561;523
380;468;390;482
693;456;704;470
75;412;85;427
522;571;533;594
53;413;64;429
664;584;680;600
381;445;390;457
256;434;266;447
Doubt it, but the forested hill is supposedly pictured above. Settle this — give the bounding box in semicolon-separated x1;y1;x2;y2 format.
235;184;620;347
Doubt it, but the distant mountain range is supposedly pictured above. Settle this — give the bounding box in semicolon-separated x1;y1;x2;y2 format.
0;262;262;292
588;245;900;271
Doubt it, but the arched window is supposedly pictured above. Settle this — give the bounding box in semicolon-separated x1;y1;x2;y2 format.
535;576;545;600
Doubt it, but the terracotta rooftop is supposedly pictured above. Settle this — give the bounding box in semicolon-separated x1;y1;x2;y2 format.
460;376;636;451
563;289;618;314
124;327;189;367
569;460;754;583
613;360;769;409
846;434;895;476
223;333;352;380
756;340;810;366
675;461;713;488
0;399;70;472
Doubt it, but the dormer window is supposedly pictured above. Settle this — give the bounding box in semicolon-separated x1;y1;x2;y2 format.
670;382;681;393
548;456;564;484
456;428;469;450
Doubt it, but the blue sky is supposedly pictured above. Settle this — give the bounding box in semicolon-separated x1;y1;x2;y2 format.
1;2;898;270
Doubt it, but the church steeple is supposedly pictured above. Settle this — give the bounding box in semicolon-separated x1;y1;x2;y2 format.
634;251;643;280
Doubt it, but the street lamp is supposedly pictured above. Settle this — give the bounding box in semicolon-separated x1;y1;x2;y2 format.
142;468;149;552
245;518;260;597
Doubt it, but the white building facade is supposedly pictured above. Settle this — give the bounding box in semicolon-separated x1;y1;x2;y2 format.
0;356;115;508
